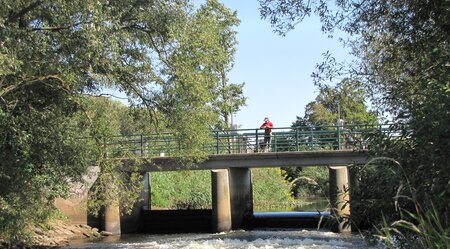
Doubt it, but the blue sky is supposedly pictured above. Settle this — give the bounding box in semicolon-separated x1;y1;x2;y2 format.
211;1;352;129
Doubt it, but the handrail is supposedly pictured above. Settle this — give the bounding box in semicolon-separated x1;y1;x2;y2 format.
96;123;401;158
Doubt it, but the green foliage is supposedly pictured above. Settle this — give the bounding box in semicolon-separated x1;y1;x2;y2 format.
150;168;293;212
0;91;90;244
369;160;450;248
284;79;376;196
286;167;329;198
349;158;405;228
196;0;246;129
151;170;212;209
252;168;294;211
1;0;243;244
155;0;244;159
294;79;378;126
260;1;450;242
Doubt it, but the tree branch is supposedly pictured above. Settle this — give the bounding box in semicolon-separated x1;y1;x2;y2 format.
0;75;71;98
30;20;92;31
7;0;43;25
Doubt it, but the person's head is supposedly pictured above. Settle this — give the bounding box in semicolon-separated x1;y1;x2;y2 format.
264;117;269;122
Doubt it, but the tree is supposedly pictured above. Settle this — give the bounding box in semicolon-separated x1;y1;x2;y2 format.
160;0;246;132
259;0;450;238
197;0;246;130
298;79;377;126
285;79;376;196
0;0;243;244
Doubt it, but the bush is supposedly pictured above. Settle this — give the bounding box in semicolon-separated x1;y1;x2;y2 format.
252;168;294;211
150;168;294;212
151;170;212;209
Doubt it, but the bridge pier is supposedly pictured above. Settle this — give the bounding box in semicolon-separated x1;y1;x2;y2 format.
120;172;150;233
100;172;150;235
329;166;351;233
228;168;253;229
103;201;121;234
211;169;232;232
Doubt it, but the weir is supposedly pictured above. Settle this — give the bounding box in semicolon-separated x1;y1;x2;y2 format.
56;150;370;235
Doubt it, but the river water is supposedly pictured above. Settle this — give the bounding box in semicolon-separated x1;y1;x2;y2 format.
62;197;384;248
64;228;383;249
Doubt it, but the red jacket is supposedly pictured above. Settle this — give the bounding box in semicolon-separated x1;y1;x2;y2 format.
260;121;273;134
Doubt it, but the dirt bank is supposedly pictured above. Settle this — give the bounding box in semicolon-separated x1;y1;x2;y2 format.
32;220;104;247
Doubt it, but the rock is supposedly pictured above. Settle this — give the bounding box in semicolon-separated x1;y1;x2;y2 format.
79;224;91;229
30;219;104;247
100;231;113;236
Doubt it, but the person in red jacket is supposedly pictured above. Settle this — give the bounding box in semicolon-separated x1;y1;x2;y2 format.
260;117;274;152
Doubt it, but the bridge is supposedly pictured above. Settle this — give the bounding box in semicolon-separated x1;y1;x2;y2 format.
57;124;400;235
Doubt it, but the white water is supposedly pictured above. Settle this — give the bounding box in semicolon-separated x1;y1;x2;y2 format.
65;229;383;249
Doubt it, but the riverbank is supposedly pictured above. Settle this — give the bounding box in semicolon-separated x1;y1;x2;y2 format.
36;220;104;247
0;220;108;248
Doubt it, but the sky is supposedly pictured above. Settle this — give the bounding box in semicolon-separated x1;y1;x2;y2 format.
208;0;352;129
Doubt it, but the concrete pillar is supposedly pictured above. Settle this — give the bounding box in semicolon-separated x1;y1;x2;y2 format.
348;166;361;231
228;168;253;229
148;172;152;210
120;172;150;233
211;169;232;232
103;200;121;234
329;166;351;233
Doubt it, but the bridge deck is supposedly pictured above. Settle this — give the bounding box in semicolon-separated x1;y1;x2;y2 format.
139;150;370;172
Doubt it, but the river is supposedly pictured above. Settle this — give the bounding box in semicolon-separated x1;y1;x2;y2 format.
62;197;383;248
64;228;382;249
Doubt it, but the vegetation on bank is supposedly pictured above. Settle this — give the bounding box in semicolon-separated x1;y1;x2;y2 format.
151;168;293;211
1;0;245;246
259;0;449;247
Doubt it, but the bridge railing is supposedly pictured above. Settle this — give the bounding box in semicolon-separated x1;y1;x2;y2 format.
99;123;401;157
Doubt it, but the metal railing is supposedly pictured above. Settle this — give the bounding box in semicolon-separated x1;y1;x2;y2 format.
100;123;402;158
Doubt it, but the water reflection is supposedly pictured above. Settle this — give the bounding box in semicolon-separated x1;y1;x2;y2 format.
293;196;329;212
64;229;381;249
255;196;330;212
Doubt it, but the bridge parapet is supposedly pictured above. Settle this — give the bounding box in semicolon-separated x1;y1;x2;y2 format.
100;123;400;159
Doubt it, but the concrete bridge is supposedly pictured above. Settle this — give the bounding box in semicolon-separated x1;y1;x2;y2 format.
57;124;397;235
99;150;370;235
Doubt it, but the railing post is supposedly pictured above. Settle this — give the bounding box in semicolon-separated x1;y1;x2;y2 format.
273;134;276;152
237;134;241;153
255;129;259;153
337;125;342;150
216;131;220;155
295;128;299;151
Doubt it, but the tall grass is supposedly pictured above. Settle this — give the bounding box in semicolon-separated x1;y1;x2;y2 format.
361;158;450;248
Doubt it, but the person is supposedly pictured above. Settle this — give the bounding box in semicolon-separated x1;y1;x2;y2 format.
260;117;274;152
